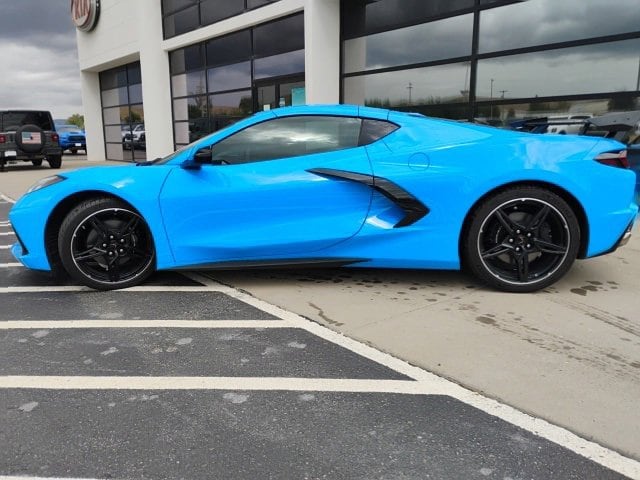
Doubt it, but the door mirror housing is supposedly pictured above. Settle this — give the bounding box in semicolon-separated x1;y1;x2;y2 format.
194;147;213;164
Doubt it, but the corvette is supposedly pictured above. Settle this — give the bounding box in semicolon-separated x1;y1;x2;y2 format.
9;105;638;292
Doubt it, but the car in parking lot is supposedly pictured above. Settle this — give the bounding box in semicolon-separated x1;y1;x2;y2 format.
56;124;86;154
8;105;638;292
0;110;62;169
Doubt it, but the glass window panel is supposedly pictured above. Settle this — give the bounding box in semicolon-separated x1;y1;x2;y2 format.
207;61;251;92
101;87;129;107
129;83;143;104
209;116;362;164
100;68;127;90
253;14;304;57
344;62;471;108
129;104;144;124
476;97;640;128
170;44;204;74
247;0;280;9
342;0;475;39
343;14;473;74
172;71;207;97
106;143;126;161
254;49;305;79
206;30;252;67
400;102;470;121
209;91;253;116
164;5;199;39
476;39;640;100
102;107;120;125
173;96;208;121
104;125;124;143
127;63;142;84
174;122;191;144
359;119;399;145
279;81;305;108
257;84;276;111
200;0;245;26
479;0;640;54
162;0;197;15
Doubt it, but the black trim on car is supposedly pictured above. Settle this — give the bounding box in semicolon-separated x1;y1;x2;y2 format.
307;168;429;228
172;257;369;271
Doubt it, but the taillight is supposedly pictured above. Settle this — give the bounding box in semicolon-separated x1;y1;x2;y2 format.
0;134;5;143
595;150;629;169
51;133;59;143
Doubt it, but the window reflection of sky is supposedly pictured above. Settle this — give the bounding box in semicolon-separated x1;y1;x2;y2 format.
344;14;473;74
479;0;640;53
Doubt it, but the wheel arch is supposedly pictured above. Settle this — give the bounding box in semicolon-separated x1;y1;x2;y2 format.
458;180;590;266
44;191;143;275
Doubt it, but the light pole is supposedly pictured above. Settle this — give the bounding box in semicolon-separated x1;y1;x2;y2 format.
490;78;494;119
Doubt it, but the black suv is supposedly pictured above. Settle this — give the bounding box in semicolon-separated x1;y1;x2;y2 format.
0;110;63;170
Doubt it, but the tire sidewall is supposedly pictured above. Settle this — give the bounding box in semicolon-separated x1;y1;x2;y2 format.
58;197;156;290
464;187;580;293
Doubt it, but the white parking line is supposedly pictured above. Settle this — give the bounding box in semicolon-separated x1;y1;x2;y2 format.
0;193;15;203
0;245;11;250
0;263;21;268
0;232;15;236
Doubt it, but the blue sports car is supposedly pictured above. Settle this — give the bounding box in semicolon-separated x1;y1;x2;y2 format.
9;105;638;292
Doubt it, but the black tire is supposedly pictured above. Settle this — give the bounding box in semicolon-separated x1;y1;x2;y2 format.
15;124;45;154
31;159;43;167
48;155;62;169
463;186;580;293
58;197;156;290
71;148;78;155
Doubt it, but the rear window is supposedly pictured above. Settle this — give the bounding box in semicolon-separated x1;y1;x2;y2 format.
0;111;54;131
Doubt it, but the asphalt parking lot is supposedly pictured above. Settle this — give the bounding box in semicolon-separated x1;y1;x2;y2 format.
1;158;639;479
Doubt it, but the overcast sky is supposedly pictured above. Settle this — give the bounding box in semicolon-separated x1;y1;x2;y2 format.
0;0;82;121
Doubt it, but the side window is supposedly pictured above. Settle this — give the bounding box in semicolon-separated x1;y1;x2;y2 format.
358;119;399;146
209;116;362;165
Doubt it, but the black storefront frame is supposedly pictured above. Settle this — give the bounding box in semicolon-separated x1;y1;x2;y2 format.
339;0;640;121
169;13;305;149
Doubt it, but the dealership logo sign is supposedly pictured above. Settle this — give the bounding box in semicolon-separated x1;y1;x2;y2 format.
71;0;100;32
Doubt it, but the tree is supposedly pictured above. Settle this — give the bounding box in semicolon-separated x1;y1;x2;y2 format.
67;114;85;129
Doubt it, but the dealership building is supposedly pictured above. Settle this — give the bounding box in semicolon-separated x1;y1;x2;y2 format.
74;0;640;162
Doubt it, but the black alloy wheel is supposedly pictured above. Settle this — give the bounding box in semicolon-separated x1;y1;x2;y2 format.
58;197;155;290
464;186;580;292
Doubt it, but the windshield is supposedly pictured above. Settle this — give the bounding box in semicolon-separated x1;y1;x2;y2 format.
57;125;81;132
1;111;54;131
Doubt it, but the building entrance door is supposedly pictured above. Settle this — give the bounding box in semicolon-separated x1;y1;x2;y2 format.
254;75;305;112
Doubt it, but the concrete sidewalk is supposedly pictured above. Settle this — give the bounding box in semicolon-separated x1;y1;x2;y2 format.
1;158;639;461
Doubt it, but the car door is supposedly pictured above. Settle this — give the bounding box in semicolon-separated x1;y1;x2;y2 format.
159;114;374;265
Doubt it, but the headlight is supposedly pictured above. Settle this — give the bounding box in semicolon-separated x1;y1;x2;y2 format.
26;175;66;194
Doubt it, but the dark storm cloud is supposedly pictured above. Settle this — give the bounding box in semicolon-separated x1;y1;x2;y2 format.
0;0;82;118
0;0;76;50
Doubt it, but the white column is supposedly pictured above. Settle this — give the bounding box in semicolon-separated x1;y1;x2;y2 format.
80;70;105;161
304;0;341;104
137;0;175;159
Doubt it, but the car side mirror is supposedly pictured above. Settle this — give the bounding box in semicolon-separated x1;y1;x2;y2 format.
194;147;212;164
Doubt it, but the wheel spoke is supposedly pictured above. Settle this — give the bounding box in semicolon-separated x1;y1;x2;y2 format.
481;243;512;259
89;217;110;238
527;205;550;230
534;239;567;255
119;215;140;236
494;209;516;235
73;246;106;263
516;253;530;282
107;257;121;282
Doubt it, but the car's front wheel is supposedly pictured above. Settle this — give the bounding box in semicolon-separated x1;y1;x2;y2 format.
463;186;580;293
58;197;156;290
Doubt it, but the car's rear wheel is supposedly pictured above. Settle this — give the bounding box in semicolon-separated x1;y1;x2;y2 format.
463;186;580;292
31;159;43;167
48;154;62;169
58;197;156;290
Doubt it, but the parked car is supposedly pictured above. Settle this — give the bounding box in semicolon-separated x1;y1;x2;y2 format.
9;105;637;292
56;124;86;154
0;110;62;170
123;123;145;150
